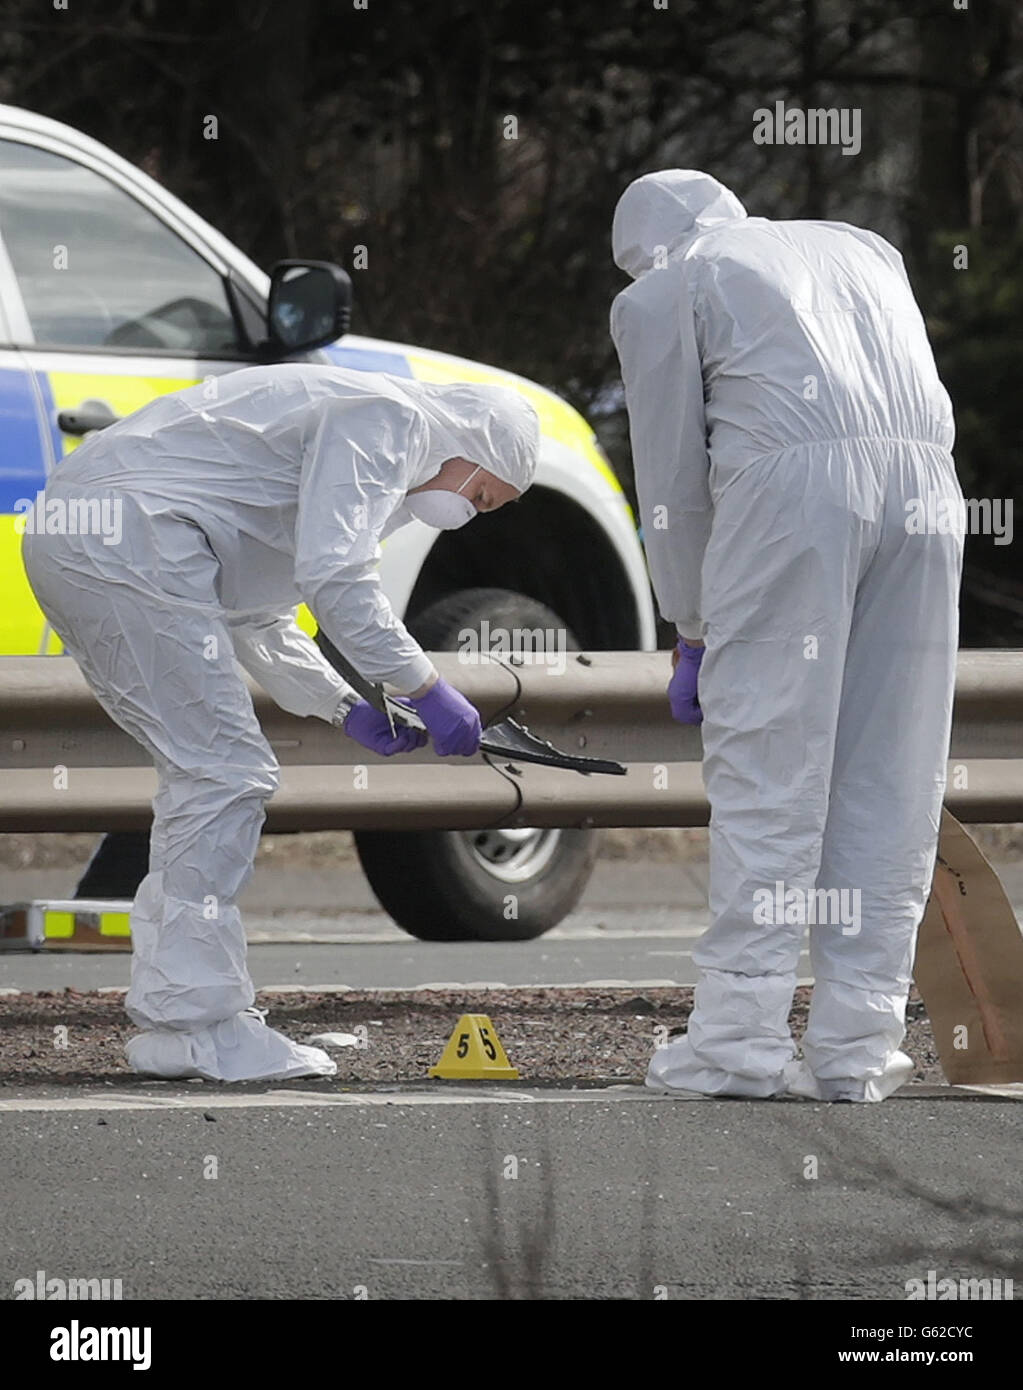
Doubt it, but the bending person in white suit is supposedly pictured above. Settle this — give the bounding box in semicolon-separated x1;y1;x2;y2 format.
611;170;964;1102
24;365;539;1082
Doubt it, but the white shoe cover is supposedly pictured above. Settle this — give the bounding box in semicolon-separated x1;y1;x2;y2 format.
644;1033;787;1098
784;1050;914;1102
126;1010;337;1082
643;1074;709;1099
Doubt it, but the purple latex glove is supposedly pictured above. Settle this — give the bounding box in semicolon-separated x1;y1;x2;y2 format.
408;677;482;756
668;638;704;725
344;699;428;756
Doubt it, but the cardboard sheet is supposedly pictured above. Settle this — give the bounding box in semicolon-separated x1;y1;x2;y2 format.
914;811;1023;1085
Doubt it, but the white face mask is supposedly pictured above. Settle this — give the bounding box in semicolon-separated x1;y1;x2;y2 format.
405;466;482;530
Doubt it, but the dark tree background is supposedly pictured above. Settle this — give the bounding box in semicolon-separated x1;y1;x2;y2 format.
1;0;1019;642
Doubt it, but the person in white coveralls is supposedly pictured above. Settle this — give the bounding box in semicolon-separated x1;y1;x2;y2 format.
24;365;539;1082
610;170;964;1102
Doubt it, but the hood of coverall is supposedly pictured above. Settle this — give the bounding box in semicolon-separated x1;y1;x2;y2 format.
612;170;748;279
402;380;541;493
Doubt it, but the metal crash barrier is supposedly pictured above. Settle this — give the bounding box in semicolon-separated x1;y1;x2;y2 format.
0;650;1021;833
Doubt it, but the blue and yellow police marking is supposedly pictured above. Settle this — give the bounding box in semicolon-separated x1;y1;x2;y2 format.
0;900;133;951
0;362;50;653
403;350;625;496
2;366;199;654
322;342;413;376
2;343;631;661
328;337;626;498
42;370;198;452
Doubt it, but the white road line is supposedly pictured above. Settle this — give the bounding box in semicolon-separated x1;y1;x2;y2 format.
0;978;819;996
242;923;710;945
369;1258;463;1266
246;933;408;944
0;1087;642;1112
0;1082;1016;1113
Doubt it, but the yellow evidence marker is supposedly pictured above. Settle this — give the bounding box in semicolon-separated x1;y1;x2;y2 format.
429;1013;519;1080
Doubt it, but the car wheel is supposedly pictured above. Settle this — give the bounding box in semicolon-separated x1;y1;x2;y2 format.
353;588;599;941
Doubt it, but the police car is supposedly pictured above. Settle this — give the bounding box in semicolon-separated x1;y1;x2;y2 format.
0;104;655;942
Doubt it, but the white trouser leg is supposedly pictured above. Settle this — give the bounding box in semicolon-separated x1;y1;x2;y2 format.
801;445;963;1099
23;515;335;1080
649;446;870;1097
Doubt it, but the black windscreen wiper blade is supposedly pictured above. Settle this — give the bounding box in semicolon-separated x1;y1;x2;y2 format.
317;634;626;776
478;717;626;776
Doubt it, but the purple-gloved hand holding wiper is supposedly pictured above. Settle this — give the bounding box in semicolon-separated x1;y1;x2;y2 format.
344;699;428;756
326;638;624;773
408;677;483;756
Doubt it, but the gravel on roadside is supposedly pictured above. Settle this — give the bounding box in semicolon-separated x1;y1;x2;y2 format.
0;984;944;1089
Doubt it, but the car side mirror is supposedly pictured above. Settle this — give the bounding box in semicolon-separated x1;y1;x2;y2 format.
264;260;352;355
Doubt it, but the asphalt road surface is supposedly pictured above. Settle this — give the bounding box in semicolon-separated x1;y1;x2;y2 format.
3;849;1023;1304
1;1087;1021;1300
0;859;721;992
3;856;1022;994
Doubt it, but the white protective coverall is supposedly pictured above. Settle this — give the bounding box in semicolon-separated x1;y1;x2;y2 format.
611;171;964;1101
23;365;539;1081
